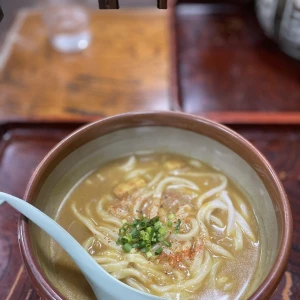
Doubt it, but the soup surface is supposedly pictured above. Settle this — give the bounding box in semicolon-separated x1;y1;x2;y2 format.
52;152;260;300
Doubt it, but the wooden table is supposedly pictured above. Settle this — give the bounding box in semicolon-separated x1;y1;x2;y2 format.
0;3;300;300
0;8;169;121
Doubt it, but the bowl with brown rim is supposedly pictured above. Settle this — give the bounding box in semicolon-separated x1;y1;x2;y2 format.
18;111;292;300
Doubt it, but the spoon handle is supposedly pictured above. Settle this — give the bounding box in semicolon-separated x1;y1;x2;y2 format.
0;193;108;285
0;192;158;300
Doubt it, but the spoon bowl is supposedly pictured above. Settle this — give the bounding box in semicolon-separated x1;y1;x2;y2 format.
0;192;161;300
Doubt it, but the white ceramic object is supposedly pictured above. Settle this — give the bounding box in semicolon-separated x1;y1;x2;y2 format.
0;192;161;300
35;126;277;299
256;0;300;59
18;112;292;300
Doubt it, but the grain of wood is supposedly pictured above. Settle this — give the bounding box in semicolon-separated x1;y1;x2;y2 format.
169;0;300;124
5;265;24;300
0;8;169;121
282;272;293;300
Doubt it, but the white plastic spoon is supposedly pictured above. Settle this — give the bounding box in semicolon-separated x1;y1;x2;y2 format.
0;192;162;300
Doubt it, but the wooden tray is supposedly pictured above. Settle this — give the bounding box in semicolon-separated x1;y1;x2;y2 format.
0;121;85;300
0;120;299;299
169;0;300;124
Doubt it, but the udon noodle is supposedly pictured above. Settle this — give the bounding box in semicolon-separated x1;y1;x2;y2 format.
55;153;260;299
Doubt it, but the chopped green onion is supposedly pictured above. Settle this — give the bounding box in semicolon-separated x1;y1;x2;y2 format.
131;228;139;238
175;219;181;233
159;227;167;235
117;215;172;258
168;214;175;220
123;243;132;253
146;251;153;258
164;241;171;247
155;247;163;255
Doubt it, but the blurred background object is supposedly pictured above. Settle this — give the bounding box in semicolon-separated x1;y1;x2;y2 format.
256;0;300;60
0;0;168;121
0;0;154;44
40;0;91;53
97;0;168;9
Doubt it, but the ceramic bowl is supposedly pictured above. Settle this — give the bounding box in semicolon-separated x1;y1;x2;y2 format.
18;111;292;299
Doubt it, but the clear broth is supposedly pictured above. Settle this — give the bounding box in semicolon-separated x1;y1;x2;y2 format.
51;153;260;300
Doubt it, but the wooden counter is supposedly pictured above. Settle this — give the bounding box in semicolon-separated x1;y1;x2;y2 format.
0;8;169;121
